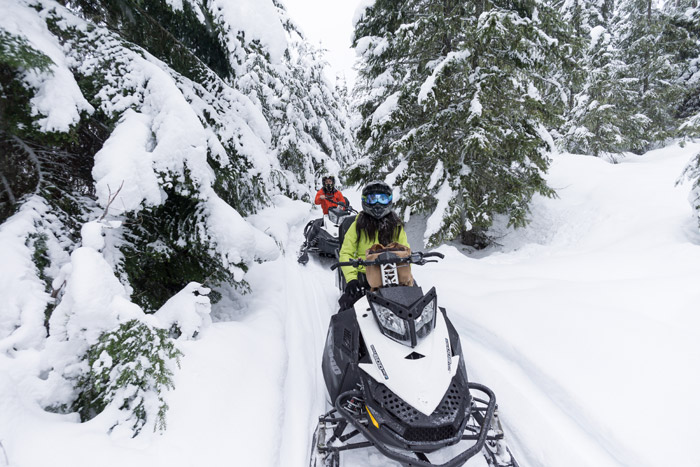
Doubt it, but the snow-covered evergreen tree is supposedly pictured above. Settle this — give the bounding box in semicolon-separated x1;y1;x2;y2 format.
670;3;700;229
667;2;700;136
557;0;630;158
75;319;182;435
613;0;689;152
349;0;564;247
0;0;354;435
346;0;411;183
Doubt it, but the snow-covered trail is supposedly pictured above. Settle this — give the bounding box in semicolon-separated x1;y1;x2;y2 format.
275;254;338;466
421;145;700;467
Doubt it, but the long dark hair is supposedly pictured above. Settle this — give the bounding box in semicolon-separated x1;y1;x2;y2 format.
356;211;403;246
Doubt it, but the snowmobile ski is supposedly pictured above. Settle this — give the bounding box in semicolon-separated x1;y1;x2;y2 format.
298;247;309;265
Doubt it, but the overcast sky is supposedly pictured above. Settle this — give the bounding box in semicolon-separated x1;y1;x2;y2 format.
281;0;365;88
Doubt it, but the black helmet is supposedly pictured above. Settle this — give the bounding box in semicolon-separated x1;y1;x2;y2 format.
361;180;393;219
322;175;335;193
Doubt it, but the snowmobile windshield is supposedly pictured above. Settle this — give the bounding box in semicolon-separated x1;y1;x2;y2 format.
327;206;348;224
368;288;438;347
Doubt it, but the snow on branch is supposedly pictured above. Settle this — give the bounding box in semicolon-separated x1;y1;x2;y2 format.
418;50;471;105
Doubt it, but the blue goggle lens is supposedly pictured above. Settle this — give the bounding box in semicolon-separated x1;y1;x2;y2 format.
363;193;392;205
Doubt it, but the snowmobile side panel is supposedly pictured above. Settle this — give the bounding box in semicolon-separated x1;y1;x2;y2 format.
317;232;340;256
302;212;356;264
322;309;362;402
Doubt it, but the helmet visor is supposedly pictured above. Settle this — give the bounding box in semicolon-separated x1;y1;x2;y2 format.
362;193;392;205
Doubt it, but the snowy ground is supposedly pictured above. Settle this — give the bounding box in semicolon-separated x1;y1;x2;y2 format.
2;142;700;467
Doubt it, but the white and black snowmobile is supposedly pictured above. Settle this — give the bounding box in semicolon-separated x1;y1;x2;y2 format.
310;250;518;467
298;200;357;265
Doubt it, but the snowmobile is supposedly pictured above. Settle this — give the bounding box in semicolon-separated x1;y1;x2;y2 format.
298;200;357;265
310;250;518;467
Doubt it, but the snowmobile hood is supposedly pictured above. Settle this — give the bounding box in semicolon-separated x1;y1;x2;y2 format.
354;295;459;416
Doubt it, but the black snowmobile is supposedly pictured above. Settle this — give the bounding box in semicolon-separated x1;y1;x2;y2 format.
310;250;518;467
298;200;357;265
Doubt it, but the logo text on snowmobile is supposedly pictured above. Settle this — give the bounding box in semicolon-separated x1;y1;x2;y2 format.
328;330;342;375
445;338;452;372
380;263;399;286
370;344;389;380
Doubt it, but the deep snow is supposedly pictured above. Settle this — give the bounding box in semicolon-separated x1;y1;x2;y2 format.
2;142;700;467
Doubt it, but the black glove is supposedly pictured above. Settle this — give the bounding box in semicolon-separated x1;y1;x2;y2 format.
345;279;361;296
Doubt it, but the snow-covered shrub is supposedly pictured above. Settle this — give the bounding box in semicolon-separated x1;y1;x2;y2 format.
74;319;182;435
154;282;212;339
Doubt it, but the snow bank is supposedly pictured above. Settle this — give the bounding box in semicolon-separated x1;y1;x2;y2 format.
154;282;211;339
205;197;280;281
0;197;52;353
247;195;311;249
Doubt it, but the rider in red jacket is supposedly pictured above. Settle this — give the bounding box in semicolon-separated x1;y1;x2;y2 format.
298;176;347;261
315;176;345;214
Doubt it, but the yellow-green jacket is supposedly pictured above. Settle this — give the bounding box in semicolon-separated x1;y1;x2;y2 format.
339;219;409;282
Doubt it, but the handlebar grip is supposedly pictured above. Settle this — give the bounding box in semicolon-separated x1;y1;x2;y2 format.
331;261;359;270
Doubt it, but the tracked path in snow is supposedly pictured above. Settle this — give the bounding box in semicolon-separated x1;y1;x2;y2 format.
276;217;420;467
273;217;344;467
449;313;650;467
276;253;338;467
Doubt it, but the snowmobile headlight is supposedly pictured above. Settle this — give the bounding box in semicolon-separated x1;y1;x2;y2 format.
414;298;436;338
371;303;410;345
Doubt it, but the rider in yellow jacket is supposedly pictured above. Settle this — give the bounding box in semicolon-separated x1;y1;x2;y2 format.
338;181;409;309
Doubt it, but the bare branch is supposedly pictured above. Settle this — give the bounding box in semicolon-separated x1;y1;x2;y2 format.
99;181;125;221
50;280;66;299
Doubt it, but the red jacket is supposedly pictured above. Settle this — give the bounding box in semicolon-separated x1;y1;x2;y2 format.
315;188;345;214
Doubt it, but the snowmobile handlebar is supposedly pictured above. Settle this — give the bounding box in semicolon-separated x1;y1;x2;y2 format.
330;251;444;270
327;198;358;214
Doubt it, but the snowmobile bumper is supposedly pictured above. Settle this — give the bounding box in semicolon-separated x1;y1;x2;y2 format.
331;382;497;467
